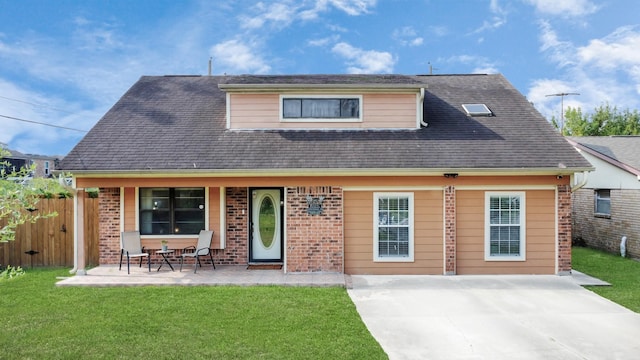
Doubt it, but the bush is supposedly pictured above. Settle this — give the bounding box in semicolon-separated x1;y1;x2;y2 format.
0;265;26;281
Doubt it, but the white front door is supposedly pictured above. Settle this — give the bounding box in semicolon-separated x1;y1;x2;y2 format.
250;188;283;262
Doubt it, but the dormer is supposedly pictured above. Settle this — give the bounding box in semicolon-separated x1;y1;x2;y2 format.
218;75;425;130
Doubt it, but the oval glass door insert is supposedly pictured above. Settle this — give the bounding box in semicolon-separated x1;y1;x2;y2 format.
258;195;276;248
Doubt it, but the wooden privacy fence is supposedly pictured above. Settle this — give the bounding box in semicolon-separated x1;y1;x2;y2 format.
0;195;99;268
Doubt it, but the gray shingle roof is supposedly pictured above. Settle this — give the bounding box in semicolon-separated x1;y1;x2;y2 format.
59;74;591;173
568;136;640;173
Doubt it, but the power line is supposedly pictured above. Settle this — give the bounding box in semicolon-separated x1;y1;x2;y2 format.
0;95;74;114
0;114;88;133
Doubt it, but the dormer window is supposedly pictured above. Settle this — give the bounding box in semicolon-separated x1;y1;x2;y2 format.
281;95;362;122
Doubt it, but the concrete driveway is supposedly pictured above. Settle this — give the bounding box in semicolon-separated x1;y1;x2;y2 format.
348;274;640;360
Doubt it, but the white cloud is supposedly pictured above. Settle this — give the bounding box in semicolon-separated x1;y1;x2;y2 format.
538;20;577;67
531;23;640;119
0;79;101;155
239;2;297;29
525;0;599;17
307;35;341;47
300;0;376;20
72;19;124;51
577;26;640;71
210;39;271;74
447;55;500;74
331;42;395;73
392;27;424;47
471;0;508;34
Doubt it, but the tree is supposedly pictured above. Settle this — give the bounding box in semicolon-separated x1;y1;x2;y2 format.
554;102;640;136
0;147;70;242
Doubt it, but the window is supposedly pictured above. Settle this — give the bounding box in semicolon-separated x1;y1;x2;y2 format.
485;192;525;260
139;188;205;235
462;103;492;116
374;193;414;262
44;161;50;176
595;189;611;216
281;95;361;121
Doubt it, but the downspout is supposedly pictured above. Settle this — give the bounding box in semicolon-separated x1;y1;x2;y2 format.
419;88;428;128
571;171;589;192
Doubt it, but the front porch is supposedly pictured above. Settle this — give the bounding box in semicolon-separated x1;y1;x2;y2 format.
56;265;347;287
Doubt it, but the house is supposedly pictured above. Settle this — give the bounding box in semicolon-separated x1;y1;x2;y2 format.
567;136;640;259
59;74;592;275
1;143;59;178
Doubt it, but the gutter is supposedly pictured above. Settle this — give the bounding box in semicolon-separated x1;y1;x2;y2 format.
65;167;595;178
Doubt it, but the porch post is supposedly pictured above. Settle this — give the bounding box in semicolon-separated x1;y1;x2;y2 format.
72;189;86;275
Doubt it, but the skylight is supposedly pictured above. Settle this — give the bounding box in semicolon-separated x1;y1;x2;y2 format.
462;104;492;116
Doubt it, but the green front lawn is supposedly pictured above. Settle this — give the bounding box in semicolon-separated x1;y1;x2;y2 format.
572;246;640;312
0;268;386;359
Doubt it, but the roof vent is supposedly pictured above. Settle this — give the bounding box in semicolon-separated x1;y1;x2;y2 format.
462;104;492;116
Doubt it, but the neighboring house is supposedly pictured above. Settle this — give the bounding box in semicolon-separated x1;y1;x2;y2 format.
1;144;59;178
567;136;640;259
59;74;592;275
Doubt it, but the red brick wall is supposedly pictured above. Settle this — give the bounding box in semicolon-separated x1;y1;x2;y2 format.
444;186;456;274
99;187;121;264
558;184;572;274
215;187;249;265
286;186;343;272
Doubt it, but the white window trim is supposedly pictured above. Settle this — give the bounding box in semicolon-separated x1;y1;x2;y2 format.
484;191;526;261
279;94;363;123
373;192;414;262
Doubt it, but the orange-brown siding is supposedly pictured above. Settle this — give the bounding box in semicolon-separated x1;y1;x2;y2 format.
228;93;417;129
344;190;444;275
456;190;556;274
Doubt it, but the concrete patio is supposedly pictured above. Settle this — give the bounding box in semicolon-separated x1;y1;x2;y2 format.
56;264;347;287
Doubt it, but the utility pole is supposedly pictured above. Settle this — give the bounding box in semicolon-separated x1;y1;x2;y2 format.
546;92;579;135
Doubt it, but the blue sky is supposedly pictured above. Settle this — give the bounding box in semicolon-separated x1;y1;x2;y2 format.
1;0;639;156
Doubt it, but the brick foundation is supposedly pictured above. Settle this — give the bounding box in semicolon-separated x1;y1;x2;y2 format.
286;186;343;272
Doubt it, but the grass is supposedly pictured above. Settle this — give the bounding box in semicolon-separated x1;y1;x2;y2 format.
572;246;640;312
0;268;386;360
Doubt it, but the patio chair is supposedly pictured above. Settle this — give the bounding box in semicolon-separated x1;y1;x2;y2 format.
119;231;151;274
180;230;215;273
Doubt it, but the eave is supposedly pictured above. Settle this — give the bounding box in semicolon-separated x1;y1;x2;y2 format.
69;166;593;179
218;83;424;93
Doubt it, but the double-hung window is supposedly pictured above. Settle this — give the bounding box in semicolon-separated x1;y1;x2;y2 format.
485;192;526;260
281;95;361;121
373;193;414;262
594;189;611;216
139;188;205;235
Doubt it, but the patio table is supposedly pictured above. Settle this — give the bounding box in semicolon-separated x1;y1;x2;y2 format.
155;250;175;271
